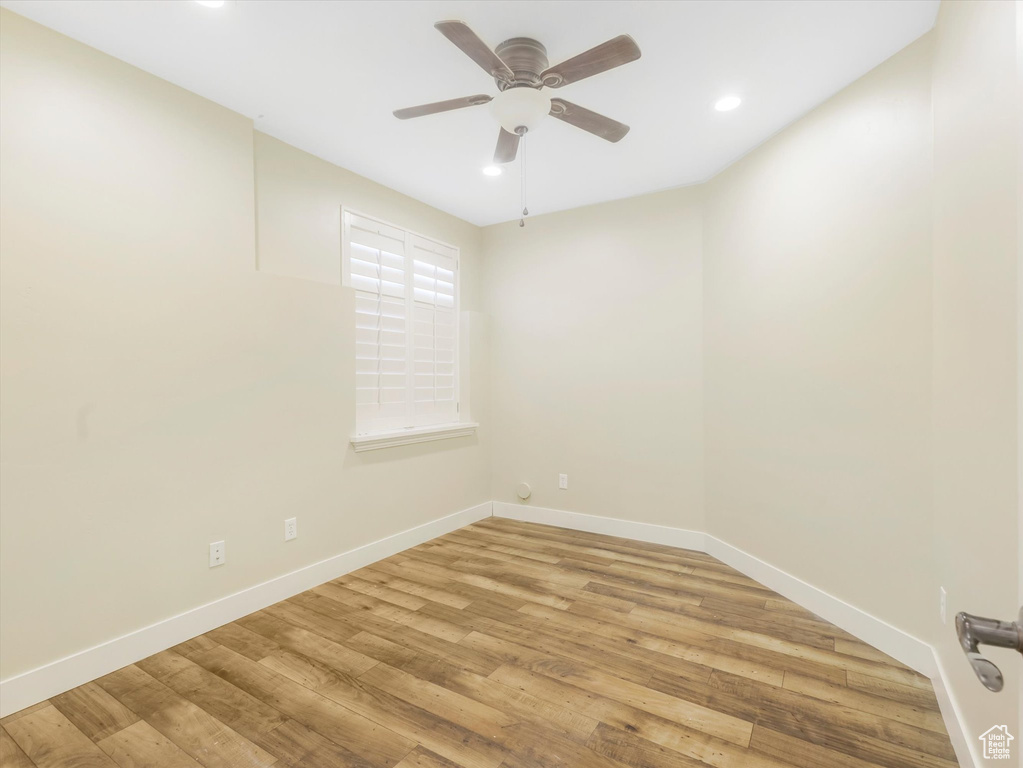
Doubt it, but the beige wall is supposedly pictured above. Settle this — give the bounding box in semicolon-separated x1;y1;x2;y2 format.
481;34;940;645
1019;1;1023;746
703;36;935;641
2;3;1020;756
482;189;705;529
254;131;485;312
702;8;1021;756
0;10;489;681
931;0;1020;757
483;10;1020;763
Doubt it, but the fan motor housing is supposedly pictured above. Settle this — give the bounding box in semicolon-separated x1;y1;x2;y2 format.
494;38;548;89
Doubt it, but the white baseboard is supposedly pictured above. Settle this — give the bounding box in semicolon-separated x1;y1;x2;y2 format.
0;501;493;718
929;654;980;768
704;535;976;767
0;497;977;768
492;501;707;551
701;535;935;674
491;503;976;768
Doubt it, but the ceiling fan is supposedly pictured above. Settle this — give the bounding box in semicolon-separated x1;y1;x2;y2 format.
394;21;641;164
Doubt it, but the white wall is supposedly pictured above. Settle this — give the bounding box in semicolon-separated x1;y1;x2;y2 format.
482;189;704;530
0;10;489;683
931;0;1020;757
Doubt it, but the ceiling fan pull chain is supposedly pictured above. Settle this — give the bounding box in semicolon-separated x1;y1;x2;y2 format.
519;132;528;227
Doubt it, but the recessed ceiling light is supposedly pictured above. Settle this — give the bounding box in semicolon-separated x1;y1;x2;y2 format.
482;165;503;177
195;0;225;7
715;95;742;112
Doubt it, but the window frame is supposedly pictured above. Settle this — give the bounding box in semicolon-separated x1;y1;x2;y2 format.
342;207;471;447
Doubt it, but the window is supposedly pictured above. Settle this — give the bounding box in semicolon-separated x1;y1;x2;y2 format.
343;210;461;437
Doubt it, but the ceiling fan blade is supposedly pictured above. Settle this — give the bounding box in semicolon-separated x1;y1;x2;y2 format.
549;99;630;142
541;34;641;88
435;20;515;83
393;94;492;120
494;128;520;164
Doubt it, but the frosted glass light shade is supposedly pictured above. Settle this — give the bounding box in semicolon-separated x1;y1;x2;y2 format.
490;87;551;134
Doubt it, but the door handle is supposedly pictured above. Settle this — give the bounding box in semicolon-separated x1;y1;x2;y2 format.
955;607;1023;692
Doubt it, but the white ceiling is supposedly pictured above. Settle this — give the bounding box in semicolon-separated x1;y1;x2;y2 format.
1;0;938;226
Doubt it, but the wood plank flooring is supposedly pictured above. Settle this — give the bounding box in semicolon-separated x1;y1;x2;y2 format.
1;517;958;768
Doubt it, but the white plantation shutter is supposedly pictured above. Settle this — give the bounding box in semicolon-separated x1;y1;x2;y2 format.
349;215;409;432
410;235;459;426
344;211;459;434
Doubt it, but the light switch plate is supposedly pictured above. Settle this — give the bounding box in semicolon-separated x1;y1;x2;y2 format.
559;474;568;490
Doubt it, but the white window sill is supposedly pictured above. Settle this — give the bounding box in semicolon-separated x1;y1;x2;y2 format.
350;422;479;453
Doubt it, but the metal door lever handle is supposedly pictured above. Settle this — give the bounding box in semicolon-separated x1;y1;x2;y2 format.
955;608;1023;692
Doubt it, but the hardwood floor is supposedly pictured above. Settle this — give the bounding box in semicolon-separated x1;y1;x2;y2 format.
1;517;958;768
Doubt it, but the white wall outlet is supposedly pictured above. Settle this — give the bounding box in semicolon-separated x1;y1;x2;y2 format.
559;473;568;490
209;541;225;568
284;517;297;541
939;586;947;624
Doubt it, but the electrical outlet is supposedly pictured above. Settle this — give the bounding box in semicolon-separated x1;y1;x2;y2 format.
284;517;297;541
559;473;568;490
939;586;947;624
209;541;225;568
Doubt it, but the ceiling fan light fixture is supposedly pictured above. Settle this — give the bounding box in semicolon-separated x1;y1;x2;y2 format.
194;0;226;7
490;87;552;135
482;165;503;176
